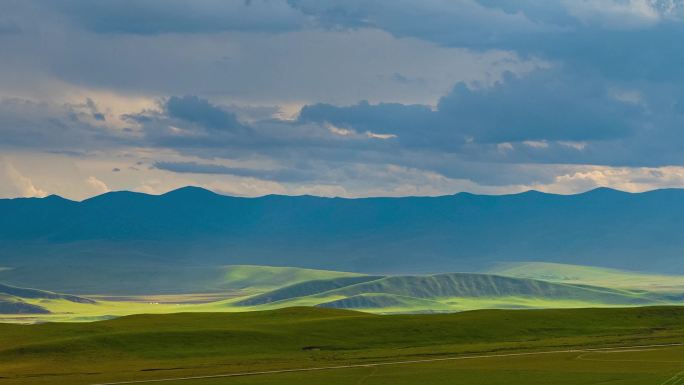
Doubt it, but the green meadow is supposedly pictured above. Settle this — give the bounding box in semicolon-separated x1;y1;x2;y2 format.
2;306;684;385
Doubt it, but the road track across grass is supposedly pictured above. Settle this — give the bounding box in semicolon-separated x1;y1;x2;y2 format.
89;342;684;385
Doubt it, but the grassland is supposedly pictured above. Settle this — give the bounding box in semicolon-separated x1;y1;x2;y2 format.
6;264;684;323
489;262;684;292
148;347;684;385
2;306;684;384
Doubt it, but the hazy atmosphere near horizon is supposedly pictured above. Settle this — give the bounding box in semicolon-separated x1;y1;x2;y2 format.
6;1;684;385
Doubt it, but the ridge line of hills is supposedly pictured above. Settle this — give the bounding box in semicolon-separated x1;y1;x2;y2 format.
233;271;663;310
0;185;650;203
5;186;684;294
0;283;95;315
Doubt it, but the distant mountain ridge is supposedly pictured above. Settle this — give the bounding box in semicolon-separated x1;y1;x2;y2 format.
4;186;684;293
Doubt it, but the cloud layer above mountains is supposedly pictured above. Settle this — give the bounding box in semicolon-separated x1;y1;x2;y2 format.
1;0;684;199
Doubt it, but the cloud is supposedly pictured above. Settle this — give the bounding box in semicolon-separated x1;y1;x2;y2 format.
0;159;47;198
154;161;316;182
123;95;261;151
366;132;397;140
85;176;110;194
289;0;552;48
531;165;684;194
165;95;246;132
0;1;541;107
297;68;644;149
44;0;308;35
0;98;127;151
561;0;668;29
298;100;436;148
2;0;684;199
290;0;684;85
2;78;684;200
435;70;641;143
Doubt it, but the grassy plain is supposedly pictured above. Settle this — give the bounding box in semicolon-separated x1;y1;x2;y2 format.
151;347;684;385
1;306;684;384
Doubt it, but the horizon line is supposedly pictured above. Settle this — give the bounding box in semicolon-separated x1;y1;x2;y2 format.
2;185;680;202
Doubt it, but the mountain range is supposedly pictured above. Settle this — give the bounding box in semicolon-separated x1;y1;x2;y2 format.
3;186;684;293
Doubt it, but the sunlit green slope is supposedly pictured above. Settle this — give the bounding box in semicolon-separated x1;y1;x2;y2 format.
489;262;684;292
229;271;668;313
220;265;364;291
0;283;95;315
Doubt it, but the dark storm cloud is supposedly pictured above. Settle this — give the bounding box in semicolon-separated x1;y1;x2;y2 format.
121;95;264;151
299;69;643;146
434;70;641;143
128;95;389;155
4;0;684;195
165;95;245;132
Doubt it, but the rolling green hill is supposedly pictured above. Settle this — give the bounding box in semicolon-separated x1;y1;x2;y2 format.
0;283;95;303
0;283;95;315
324;273;649;303
489;262;684;292
235;275;383;306
219;265;364;291
5;264;684;322
224;271;676;314
315;293;453;312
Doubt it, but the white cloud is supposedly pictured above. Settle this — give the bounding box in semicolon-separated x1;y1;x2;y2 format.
531;165;684;194
610;88;644;105
85;176;109;195
0;159;47;198
497;142;514;152
563;0;663;29
522;140;549;149
327;123;355;136
558;141;588;151
365;132;397;140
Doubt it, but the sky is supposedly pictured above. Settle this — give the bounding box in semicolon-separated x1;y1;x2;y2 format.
2;0;684;200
